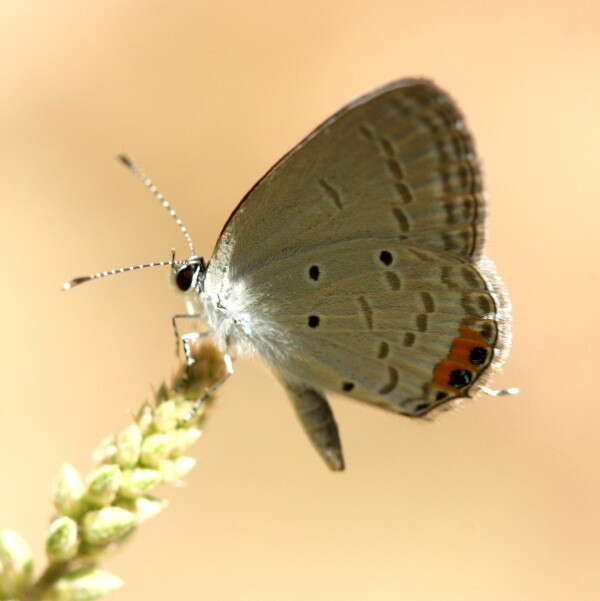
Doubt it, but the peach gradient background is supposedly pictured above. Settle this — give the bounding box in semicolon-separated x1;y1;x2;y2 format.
2;2;599;600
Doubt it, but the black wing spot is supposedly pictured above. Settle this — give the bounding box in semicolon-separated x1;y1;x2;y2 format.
379;250;393;265
449;369;472;389
308;265;320;281
342;382;355;392
469;346;488;365
308;315;320;328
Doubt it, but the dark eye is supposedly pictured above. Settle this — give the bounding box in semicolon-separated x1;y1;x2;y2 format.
175;265;196;291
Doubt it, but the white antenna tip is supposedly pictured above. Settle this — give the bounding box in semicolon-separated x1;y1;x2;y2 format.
63;276;93;290
481;385;520;397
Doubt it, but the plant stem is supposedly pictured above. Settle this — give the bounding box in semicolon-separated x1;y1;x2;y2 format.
22;561;72;601
19;342;225;601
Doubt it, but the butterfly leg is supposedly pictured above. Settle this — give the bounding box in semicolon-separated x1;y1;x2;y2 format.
280;377;345;471
181;331;210;366
172;313;204;363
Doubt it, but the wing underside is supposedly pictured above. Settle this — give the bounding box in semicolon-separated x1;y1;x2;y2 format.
204;79;511;418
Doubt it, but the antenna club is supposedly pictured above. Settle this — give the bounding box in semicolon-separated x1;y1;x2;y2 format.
118;154;133;168
63;276;93;290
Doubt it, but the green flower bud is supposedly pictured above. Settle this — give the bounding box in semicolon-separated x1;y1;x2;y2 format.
46;517;78;562
119;468;162;499
81;507;135;546
117;496;168;523
92;435;117;465
115;423;142;469
0;529;33;598
170;427;202;455
85;465;122;506
54;464;86;518
52;566;123;601
140;433;174;468
159;456;197;482
153;400;178;433
136;403;155;436
174;400;199;423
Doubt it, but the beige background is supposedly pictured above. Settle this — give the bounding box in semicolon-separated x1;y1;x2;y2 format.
2;2;599;600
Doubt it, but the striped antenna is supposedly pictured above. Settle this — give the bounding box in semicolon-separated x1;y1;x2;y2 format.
118;154;197;256
63;260;179;290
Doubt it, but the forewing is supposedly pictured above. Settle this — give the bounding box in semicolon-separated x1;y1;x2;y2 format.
209;78;485;284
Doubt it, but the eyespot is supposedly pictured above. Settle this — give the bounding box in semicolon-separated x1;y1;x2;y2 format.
379;250;393;266
469;346;488;365
308;315;320;328
175;265;196;291
449;369;472;389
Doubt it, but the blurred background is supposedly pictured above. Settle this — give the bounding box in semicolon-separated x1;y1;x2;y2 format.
2;1;599;600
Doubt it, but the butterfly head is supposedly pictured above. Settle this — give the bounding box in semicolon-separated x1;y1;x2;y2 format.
172;255;207;294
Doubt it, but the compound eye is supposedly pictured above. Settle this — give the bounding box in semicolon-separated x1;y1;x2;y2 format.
175;265;196;291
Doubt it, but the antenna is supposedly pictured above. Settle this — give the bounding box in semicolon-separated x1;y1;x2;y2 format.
63;260;180;290
117;154;197;256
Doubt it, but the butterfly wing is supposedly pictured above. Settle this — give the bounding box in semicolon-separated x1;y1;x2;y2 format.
214;238;508;416
210;78;486;282
203;78;511;419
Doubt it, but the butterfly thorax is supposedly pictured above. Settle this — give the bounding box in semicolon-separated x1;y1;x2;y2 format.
198;268;258;359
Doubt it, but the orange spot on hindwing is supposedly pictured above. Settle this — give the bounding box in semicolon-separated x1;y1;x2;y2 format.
431;326;493;394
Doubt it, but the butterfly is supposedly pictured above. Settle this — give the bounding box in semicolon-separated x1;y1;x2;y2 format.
66;79;515;470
